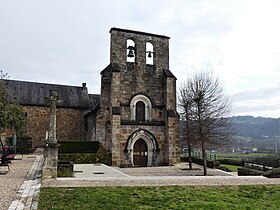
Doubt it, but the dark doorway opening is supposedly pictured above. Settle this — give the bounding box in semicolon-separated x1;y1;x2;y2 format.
133;139;148;167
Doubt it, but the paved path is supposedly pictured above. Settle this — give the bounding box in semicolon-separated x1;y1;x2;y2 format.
43;163;280;188
0;149;43;210
8;154;43;210
2;153;280;210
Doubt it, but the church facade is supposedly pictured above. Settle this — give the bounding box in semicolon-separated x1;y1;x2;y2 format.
5;28;180;167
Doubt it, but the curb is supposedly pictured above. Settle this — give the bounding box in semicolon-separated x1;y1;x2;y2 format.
8;155;43;210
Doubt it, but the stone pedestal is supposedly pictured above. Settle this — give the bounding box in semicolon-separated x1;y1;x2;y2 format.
42;143;60;179
42;89;60;179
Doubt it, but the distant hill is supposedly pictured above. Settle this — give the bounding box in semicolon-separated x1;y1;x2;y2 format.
231;116;280;139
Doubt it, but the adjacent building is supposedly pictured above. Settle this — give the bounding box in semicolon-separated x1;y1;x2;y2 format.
5;28;180;167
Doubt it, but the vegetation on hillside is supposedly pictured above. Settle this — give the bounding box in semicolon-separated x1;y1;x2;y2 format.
232;116;279;139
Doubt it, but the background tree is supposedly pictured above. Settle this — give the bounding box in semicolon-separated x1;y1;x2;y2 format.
0;77;26;142
178;82;196;170
179;71;233;175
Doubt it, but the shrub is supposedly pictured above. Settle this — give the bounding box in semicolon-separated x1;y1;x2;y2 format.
180;156;190;162
250;154;280;168
239;167;280;178
58;151;112;165
192;157;220;168
237;168;263;176
57;161;74;177
57;169;74;177
263;168;280;178
58;141;99;153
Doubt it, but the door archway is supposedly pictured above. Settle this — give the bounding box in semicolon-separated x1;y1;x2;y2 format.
124;129;159;167
133;139;148;167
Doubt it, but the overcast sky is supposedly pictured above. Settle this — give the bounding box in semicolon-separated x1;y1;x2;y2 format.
0;0;279;118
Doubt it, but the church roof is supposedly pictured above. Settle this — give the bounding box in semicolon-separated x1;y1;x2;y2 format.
110;28;170;39
89;94;100;109
163;69;177;79
4;79;99;109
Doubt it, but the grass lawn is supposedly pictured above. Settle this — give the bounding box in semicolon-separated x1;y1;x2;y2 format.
219;164;241;172
38;185;280;210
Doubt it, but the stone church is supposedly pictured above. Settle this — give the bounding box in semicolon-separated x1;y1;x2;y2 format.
4;28;180;167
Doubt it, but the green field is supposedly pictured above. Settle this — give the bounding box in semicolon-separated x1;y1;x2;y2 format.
184;152;275;161
214;152;274;160
38;185;280;209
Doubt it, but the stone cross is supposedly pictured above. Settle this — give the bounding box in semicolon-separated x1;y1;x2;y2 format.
46;90;58;143
42;89;60;179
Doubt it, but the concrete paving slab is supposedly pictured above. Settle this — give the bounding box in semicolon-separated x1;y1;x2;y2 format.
73;164;130;180
43;162;280;188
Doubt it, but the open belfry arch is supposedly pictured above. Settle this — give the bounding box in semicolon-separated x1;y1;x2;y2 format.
92;28;180;167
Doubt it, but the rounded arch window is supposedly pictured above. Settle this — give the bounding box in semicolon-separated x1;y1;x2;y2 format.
130;95;152;121
127;39;135;63
146;42;154;65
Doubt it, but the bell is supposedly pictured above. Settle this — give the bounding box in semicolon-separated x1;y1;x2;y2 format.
127;46;135;58
147;51;152;58
127;48;134;58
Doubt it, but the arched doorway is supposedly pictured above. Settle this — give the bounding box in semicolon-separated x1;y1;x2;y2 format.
124;129;159;167
133;139;148;167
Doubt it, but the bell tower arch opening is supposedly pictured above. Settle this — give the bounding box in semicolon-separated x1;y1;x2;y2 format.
127;39;136;63
146;42;154;65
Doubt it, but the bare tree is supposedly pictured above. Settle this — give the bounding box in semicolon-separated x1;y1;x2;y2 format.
180;71;233;175
178;82;196;170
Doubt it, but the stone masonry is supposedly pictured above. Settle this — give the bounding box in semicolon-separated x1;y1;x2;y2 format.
21;106;85;146
94;28;180;167
4;28;180;168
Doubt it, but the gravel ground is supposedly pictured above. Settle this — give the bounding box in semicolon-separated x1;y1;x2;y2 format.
2;156;280;210
42;162;280;188
117;163;229;176
42;176;280;188
0;155;36;210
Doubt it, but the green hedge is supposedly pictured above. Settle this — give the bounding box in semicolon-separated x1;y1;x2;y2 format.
180;156;190;162
238;167;280;178
237;168;263;176
192;157;220;168
58;152;112;165
58;141;99;153
218;158;244;166
181;156;219;168
263;168;280;178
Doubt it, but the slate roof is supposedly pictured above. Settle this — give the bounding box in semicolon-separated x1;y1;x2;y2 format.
110;28;170;39
89;94;100;109
4;79;100;109
163;69;177;79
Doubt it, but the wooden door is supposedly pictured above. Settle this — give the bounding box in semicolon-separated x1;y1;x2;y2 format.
133;139;148;167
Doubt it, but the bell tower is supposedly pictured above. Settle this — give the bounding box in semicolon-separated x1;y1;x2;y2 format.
96;28;180;167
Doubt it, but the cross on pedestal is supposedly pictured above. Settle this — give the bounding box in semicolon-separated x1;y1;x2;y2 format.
42;90;61;179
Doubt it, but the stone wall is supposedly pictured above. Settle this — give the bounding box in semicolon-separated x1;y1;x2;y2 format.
19;105;86;147
95;28;180;167
117;125;167;166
